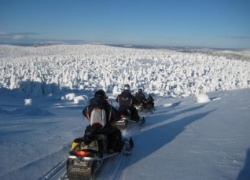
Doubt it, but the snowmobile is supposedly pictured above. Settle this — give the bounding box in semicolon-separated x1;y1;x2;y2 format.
134;101;155;114
66;132;133;180
145;94;155;112
114;108;145;130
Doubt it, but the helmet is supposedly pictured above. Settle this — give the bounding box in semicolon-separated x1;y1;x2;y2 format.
138;88;142;93
94;89;107;99
124;84;130;91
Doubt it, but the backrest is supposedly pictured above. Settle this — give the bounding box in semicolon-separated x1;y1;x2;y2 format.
89;107;106;128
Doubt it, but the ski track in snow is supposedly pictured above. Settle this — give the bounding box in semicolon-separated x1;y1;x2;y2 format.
95;121;144;180
40;158;67;180
1;145;69;180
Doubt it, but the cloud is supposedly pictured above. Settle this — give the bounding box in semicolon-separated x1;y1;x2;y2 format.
0;32;38;41
220;35;250;40
12;35;25;40
0;32;7;35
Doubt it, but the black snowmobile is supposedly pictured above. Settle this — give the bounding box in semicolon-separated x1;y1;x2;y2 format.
142;102;155;113
66;132;133;180
134;95;155;114
114;108;145;130
134;103;154;113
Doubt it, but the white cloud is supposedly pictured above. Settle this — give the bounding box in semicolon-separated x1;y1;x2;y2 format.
12;35;25;40
0;31;7;35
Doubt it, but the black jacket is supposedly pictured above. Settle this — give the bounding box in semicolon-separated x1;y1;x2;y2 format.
116;90;138;108
135;92;147;104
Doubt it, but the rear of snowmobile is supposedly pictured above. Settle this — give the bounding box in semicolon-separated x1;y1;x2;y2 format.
66;134;134;179
113;108;131;130
135;103;155;114
66;135;107;179
114;114;129;130
114;110;145;131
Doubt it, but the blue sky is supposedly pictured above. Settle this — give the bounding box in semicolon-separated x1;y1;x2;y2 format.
0;0;250;49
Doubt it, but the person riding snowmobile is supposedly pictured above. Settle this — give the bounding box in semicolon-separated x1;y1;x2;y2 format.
116;84;140;121
134;88;147;108
146;94;155;109
82;89;123;153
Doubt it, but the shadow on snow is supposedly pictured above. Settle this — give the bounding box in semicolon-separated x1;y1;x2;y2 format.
237;148;250;180
129;106;216;166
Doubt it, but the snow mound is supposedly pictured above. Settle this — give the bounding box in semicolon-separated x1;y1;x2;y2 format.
61;93;88;104
24;99;32;106
195;93;211;103
163;103;173;107
73;95;87;104
65;93;76;100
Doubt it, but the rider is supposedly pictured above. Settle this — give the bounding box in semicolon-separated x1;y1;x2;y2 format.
134;88;147;108
116;84;140;121
82;89;123;153
146;94;155;109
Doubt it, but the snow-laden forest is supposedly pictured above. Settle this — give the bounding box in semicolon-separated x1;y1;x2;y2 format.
1;45;249;97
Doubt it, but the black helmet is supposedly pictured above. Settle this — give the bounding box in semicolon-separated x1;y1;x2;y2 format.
124;84;130;91
94;89;107;99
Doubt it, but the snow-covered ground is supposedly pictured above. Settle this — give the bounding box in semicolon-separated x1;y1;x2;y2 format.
0;45;250;180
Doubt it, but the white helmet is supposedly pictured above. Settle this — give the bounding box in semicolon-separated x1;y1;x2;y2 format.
124;84;130;91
